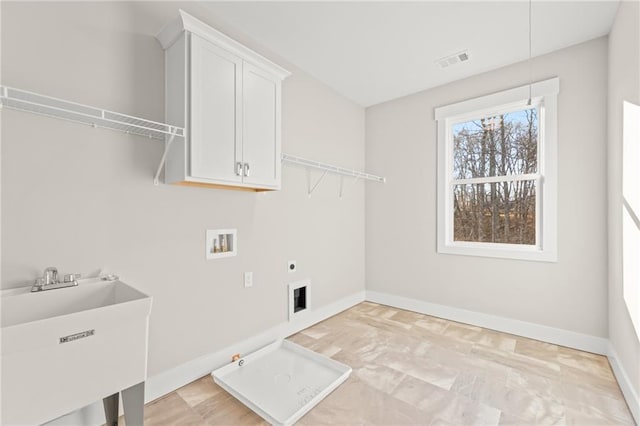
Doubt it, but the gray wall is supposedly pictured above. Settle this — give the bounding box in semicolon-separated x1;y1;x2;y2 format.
366;37;609;337
1;2;366;376
608;0;640;400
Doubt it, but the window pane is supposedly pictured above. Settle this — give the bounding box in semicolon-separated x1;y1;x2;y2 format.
453;108;538;179
453;180;536;245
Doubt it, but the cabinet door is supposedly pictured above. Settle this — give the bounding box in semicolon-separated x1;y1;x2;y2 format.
189;34;242;182
241;62;281;188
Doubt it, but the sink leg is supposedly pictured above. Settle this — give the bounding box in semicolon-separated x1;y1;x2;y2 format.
102;392;119;426
122;381;145;426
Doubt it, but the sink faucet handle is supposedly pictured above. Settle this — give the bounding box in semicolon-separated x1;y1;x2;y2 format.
43;267;58;285
63;273;81;283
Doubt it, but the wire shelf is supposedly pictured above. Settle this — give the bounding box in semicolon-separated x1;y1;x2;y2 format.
0;86;184;140
281;153;386;183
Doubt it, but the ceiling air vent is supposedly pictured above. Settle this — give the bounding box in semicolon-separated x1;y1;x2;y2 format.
436;50;470;69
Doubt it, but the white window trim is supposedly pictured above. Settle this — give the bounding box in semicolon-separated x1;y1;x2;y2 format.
435;78;559;262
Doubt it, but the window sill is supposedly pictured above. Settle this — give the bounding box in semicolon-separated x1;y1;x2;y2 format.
438;242;557;262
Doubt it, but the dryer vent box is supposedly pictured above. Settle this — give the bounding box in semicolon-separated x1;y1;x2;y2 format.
293;287;306;313
288;281;310;321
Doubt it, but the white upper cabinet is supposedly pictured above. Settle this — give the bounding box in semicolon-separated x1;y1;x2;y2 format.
157;11;290;191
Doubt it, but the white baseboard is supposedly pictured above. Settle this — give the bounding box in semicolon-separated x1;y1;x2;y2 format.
45;290;366;426
365;290;609;354
608;343;640;424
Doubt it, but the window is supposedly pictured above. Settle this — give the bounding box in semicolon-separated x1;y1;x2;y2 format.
435;78;558;261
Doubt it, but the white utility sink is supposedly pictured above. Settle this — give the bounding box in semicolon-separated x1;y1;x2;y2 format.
1;277;152;425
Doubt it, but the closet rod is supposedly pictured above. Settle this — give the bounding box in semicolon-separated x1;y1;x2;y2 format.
281;153;386;183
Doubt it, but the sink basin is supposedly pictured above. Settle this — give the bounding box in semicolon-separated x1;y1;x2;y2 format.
1;277;152;425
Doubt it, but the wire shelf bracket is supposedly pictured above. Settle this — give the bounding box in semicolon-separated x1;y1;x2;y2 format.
282;153;385;197
0;85;185;141
306;169;328;197
154;131;180;186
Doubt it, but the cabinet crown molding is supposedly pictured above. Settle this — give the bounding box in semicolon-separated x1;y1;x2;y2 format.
156;9;291;81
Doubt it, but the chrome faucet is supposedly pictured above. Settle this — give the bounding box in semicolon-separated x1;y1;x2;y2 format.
31;267;80;292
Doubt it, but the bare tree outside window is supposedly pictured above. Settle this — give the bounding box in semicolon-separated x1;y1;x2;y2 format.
452;108;538;245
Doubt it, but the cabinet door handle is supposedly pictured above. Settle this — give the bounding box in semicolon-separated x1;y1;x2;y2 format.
235;162;243;176
243;163;250;177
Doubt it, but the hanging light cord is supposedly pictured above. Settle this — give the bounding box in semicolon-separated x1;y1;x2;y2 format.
527;0;532;105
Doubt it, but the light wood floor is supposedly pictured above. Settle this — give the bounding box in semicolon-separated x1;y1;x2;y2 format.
138;302;635;425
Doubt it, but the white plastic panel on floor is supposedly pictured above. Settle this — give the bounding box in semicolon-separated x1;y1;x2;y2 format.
212;340;351;425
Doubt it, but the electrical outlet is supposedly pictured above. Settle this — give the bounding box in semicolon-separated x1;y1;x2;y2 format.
244;272;253;288
288;260;297;273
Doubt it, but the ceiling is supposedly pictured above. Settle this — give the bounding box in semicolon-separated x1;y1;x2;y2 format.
204;1;619;107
